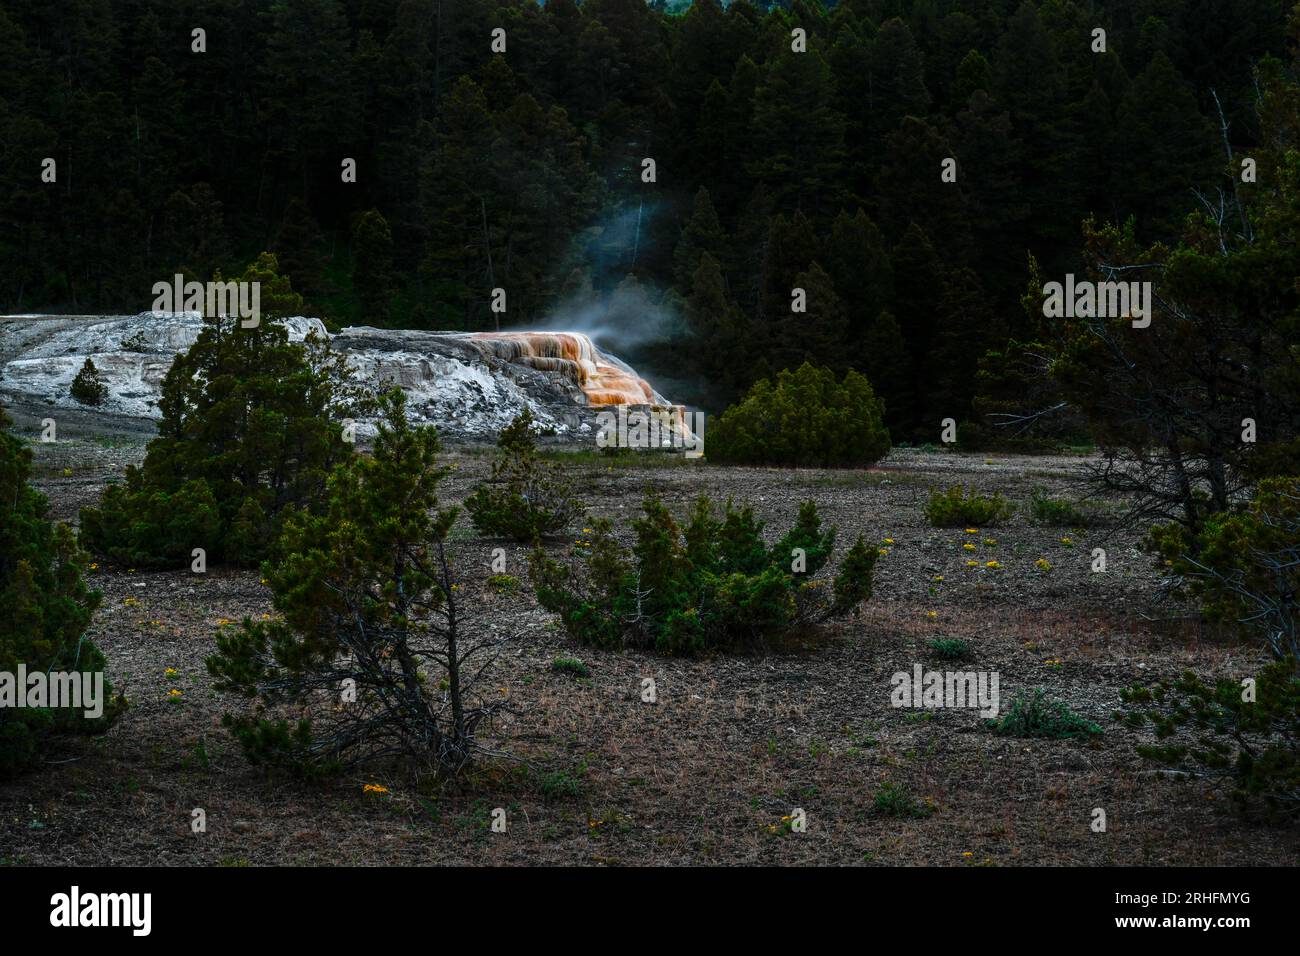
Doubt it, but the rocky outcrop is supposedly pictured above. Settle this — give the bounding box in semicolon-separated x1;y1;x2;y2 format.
0;313;676;443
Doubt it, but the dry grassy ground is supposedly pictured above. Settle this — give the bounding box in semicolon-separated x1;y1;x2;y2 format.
2;436;1296;866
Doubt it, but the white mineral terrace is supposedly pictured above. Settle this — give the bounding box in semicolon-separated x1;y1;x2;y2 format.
0;313;690;444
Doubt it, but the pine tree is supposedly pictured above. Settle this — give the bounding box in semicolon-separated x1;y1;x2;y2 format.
1;406;120;777
351;209;397;324
673;186;728;292
1115;51;1217;239
861;310;913;437
749;47;849;218
273;198;330;307
824;209;892;344
685;253;739;372
867;18;932;151
69;357;107;407
952;49;992;108
208;391;509;775
889;223;946;437
80;254;362;568
785;261;849;372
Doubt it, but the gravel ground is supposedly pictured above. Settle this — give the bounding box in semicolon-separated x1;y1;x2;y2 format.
1;439;1294;867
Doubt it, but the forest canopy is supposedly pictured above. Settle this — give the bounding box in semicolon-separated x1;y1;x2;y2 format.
0;0;1288;435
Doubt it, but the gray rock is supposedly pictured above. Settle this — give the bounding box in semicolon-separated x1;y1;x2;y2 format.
0;313;683;445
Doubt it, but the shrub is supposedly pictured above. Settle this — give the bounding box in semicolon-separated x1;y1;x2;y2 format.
872;781;933;818
924;484;1012;527
928;638;971;661
0;407;122;777
206;391;508;775
1027;487;1106;527
1119;662;1299;820
551;657;590;678
1149;477;1300;661
487;573;521;594
80;254;363;569
530;496;876;655
69;358;107;406
464;408;582;542
707;362;891;468
986;689;1101;739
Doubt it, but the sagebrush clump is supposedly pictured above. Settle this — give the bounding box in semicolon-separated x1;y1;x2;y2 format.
465;408;582;542
924;484;1012;527
707;362;891;468
1027;487;1106;528
530;495;876;655
987;689;1101;739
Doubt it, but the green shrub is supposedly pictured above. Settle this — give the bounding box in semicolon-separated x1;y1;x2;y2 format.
465;408;582;542
539;768;583;798
923;484;1012;527
69;358;107;406
551;657;590;678
986;689;1101;739
1149;477;1300;661
1027;487;1106;527
872;781;933;818
80;254;362;569
207;391;505;775
707;362;891;468
530;495;876;655
79;476;222;570
1119;662;1300;820
487;573;521;594
928;638;971;661
0;407;122;777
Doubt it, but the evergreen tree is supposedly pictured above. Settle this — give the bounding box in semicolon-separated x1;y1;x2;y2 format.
749;47;849;218
273;198;330;308
1115;51;1218;239
684;251;746;394
351;209;396;324
889;223;946;437
861;310;913;437
208;391;509;774
69;357;107;406
824;208;892;343
1;406;120;777
80;254;361;568
673;186;728;291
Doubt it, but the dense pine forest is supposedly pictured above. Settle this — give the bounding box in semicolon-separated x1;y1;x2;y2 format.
0;0;1289;432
